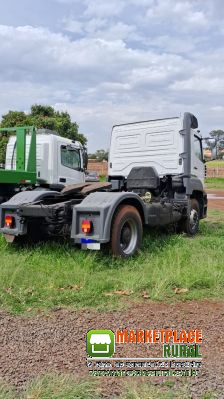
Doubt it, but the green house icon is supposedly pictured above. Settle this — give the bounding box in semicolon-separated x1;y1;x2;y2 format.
90;333;111;353
87;330;115;358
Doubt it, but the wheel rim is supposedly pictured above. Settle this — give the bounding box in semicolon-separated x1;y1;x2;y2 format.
120;219;138;255
189;209;199;231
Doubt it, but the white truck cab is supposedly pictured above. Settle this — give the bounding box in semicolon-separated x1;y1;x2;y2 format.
5;130;86;186
109;115;205;187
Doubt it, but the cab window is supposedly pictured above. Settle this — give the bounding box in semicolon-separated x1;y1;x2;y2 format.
194;136;203;161
61;146;81;170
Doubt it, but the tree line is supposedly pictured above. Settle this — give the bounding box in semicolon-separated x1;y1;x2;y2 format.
205;130;224;158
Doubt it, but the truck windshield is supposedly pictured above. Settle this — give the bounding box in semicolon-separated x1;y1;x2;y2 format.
61;146;81;170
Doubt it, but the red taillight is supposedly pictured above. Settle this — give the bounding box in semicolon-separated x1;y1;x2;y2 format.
81;219;92;234
5;215;15;228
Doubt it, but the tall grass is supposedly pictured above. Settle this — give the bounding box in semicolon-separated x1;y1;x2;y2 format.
0;374;220;399
0;210;223;314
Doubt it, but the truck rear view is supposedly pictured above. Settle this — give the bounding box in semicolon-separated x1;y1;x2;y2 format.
0;113;208;258
73;112;207;257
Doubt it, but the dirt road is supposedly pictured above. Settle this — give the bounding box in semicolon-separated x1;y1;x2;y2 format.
207;189;224;211
0;300;223;398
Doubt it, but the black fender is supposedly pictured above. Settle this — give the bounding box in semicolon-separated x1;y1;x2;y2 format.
0;189;61;236
1;189;61;208
72;191;147;243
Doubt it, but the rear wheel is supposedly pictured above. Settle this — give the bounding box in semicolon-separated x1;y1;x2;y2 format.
111;205;143;258
179;199;200;236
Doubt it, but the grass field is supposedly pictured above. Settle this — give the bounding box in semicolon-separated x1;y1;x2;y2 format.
205;177;224;189
0;185;223;399
0;373;218;399
0;208;223;314
206;160;224;168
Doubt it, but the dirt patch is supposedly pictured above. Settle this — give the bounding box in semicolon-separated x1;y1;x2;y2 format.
0;300;223;397
207;189;224;211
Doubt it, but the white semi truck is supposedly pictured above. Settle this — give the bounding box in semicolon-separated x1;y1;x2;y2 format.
0;127;87;203
6;130;86;186
0;113;209;258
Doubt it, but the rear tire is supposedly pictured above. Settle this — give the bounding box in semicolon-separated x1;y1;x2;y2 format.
111;205;143;258
179;199;200;236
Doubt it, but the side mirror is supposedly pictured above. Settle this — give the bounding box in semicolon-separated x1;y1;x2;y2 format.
82;147;88;170
190;114;198;129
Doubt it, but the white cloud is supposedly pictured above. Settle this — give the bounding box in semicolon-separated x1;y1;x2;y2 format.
63;17;136;41
0;0;223;151
146;0;208;29
54;0;80;3
0;24;192;87
210;106;224;112
170;77;224;94
63;19;84;34
84;0;126;18
149;35;197;53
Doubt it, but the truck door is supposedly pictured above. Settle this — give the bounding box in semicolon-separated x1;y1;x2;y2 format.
57;143;85;185
191;133;205;184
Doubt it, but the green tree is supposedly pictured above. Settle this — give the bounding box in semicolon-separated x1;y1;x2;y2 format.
205;129;224;159
210;129;224;141
0;134;8;165
89;149;108;161
0;111;27;128
0;104;87;164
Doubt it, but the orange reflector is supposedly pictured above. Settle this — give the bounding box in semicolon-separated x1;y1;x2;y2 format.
81;219;92;234
5;215;15;228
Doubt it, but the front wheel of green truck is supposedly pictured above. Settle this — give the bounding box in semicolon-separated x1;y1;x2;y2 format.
178;199;200;236
110;205;143;258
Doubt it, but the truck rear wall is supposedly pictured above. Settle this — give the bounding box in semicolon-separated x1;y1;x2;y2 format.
109;117;184;178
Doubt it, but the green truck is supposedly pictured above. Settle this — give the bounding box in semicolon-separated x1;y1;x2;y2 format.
0;126;36;203
0;126;87;204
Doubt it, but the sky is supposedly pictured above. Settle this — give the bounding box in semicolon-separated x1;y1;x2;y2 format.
0;0;223;151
